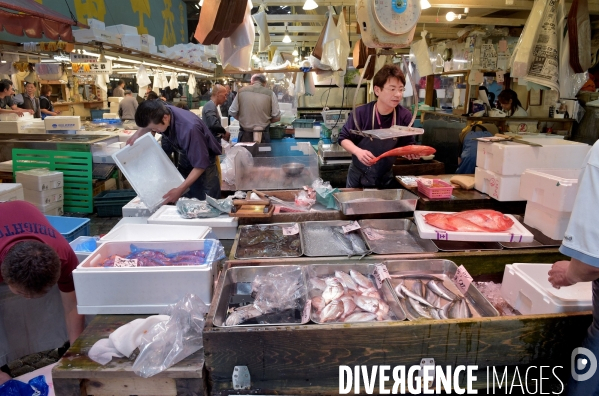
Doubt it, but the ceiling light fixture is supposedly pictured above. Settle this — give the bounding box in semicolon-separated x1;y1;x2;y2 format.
292;46;298;56
282;22;292;43
446;8;469;21
420;0;431;9
303;0;318;10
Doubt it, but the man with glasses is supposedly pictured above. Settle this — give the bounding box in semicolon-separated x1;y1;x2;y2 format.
0;80;32;117
339;64;419;188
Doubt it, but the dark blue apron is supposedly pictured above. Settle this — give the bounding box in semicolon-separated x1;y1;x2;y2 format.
346;105;399;189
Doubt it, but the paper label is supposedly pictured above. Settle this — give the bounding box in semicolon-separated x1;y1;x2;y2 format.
496;71;505;83
452;265;473;295
282;223;300;236
419;358;436;389
363;228;384;241
373;263;391;289
258;146;271;152
114;256;138;267
302;300;312;322
342;221;361;233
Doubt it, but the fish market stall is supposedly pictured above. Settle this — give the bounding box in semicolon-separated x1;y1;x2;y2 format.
204;257;588;394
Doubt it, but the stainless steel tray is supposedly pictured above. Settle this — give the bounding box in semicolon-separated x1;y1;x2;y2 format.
213;265;309;327
234;223;303;259
358;219;438;255
306;263;404;324
384;259;499;320
432;240;503;252
333;189;418;215
500;215;561;249
300;221;368;257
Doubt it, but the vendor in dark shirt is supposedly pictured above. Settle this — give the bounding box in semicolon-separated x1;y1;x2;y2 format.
339;64;419;188
128;101;222;201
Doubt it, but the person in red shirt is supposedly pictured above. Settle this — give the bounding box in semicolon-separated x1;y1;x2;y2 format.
0;201;84;383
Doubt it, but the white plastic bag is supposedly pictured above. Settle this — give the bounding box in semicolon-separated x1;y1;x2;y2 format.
410;38;433;76
217;2;254;70
221;146;253;185
169;72;179;89
187;74;196;95
252;5;271;52
304;72;316;96
321;10;342;70
294;72;305;97
136;64;151;87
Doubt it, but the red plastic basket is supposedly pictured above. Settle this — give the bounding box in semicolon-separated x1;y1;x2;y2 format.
417;179;453;199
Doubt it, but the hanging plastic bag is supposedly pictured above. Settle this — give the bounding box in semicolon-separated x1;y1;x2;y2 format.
294;72;305;97
410;38;433;77
304;72;316;96
169;72;179;89
336;9;351;71
187;74;196;95
217;2;254;70
132;294;209;378
321;9;342;70
252;5;271;52
137;64;151;87
220;146;253;185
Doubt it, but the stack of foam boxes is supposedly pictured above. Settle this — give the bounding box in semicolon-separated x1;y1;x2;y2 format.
16;169;64;216
0;183;24;201
519;169;582;240
474;138;591;201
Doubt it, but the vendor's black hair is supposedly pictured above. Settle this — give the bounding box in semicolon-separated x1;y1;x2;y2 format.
497;89;523;116
373;64;406;93
135;99;169;127
146;91;159;100
1;241;61;296
0;79;13;92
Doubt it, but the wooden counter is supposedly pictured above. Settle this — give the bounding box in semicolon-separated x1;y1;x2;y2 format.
52;315;206;396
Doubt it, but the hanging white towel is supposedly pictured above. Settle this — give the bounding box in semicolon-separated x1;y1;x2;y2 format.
137;65;151;88
169;72;179;89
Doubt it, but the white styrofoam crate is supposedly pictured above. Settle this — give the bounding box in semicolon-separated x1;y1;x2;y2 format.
105;24;139;35
100;224;212;242
519;168;582;212
23;187;63;205
141;34;156;47
73;239;222;314
34;200;64;216
523;202;571;240
501;263;592;315
122;196;153;217
294;127;320;138
72;28;121;45
475;167;522;201
69;236;100;264
148;205;238;239
16;169;63;191
413;210;534;243
120;34;143;50
0;160;12;172
476;139;590;176
0;120;33;134
0;113;33;122
44;116;81;131
0;183;23;201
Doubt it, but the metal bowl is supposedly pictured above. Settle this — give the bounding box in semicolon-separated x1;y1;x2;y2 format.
282;163;305;177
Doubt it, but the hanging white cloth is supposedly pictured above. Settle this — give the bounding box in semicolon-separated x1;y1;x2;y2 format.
187;74;197;95
169;72;179;89
294;72;305;97
252;5;271;52
136;65;151;88
321;9;342;70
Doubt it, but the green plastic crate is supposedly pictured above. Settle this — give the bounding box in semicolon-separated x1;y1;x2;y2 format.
270;125;287;139
12;149;94;213
94;189;137;217
292;119;315;129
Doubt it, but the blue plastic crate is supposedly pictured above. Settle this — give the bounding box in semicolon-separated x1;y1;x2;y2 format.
45;215;91;242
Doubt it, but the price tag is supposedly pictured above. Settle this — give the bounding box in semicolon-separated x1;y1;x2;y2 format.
302;300;312;322
342;221;361;234
282;223;300;236
114;256;138;267
373;263;391;289
363;228;384;241
419;358;436;389
496;71;505;83
452;265;473;295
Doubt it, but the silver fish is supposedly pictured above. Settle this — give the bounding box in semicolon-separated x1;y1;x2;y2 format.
361;287;380;299
344;312;377;322
439;307;448;320
376;300;390;320
408;297;432;319
312;296;326;313
340;296;357;318
412;280;425;297
459;298;473;318
447;300;462;319
425;286;442;309
332;228;354;256
322;278;344;304
354;295;380;313
309;277;327;291
335;270;359;291
320;299;344;322
430;308;441;320
400;285;433;307
347;232;370;256
427;280;457;301
394;281;405;298
225;304;262;326
350;270;374;289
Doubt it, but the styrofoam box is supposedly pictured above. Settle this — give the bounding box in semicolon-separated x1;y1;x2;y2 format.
149;44;158;54
16;169;63;191
0;183;24;201
475;167;522;201
87;18;105;30
148;205;239;239
73;240;220;313
122;196;153;217
141;34;155;47
69;236;100;264
0;160;12;172
0;112;33;121
44;116;81;131
476;139;590;176
112;133;185;212
108;97;123;103
105;24;139;36
101;224;212;242
523;202;571;240
501;263;592;314
294;127;320;139
23;187;63;205
413;210;534;243
72;28;121;45
0;120;33;134
519;168;582;212
120;34;143;50
35;200;64;216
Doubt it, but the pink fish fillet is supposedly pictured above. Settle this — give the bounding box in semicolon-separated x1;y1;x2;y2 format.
424;210;514;232
371;145;436;164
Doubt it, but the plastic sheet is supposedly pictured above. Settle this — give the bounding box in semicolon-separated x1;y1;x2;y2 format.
312;178;339;209
176;197;228;219
136;64;151;87
220;146;253;185
0;376;49;396
321;11;342;70
410;38;433;77
217;2;254;70
473;281;517;316
168;72;179;90
304;72;316;96
132;294;209;378
294;72;305;97
510;0;546;78
557;0;588;99
251;266;306;314
252;5;271;52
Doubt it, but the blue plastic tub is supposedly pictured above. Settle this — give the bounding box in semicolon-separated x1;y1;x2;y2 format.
45;215;91;242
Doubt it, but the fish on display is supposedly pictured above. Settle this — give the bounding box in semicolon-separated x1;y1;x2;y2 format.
320;299;344;322
354;295;380;313
226;304;263;326
344;312;377;322
408;297;432;319
332;228;355;257
346;232;370;258
412;279;425;297
370;145;436;164
399;284;433;308
424;286;442;309
335;270;359;291
350;269;374;289
322;277;344;303
309;277;327;291
427;280;457;301
312;296;326;313
340;296;357;318
423;209;514;233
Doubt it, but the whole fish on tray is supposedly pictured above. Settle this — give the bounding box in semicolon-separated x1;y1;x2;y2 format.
424;210;514;232
371;145;436;164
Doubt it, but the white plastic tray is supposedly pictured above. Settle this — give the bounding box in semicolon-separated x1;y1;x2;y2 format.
112;133;185;212
101;224;212;242
414;210;534;243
